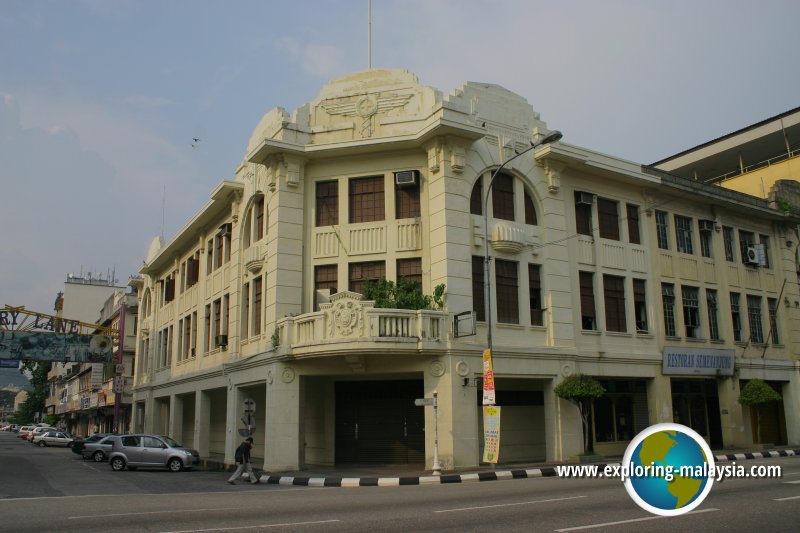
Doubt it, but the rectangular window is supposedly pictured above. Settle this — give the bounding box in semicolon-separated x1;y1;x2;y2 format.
472;256;485;322
177;318;184;361
700;227;712;258
730;293;742;342
186;254;199;288
349;176;385;223
575;192;593;236
213;298;221;346
598;198;620;240
495;259;519;323
204;304;211;353
183;315;191;360
707;289;720;341
255;196;265;240
191;311;197;357
656;211;669;250
206;239;214;274
316;181;339;226
397;258;422;287
759;235;771;268
675;215;694;254
579;271;596;330
681;286;700;338
633;279;647;333
349;261;386;296
768;297;779;344
492;173;515;221
396;178;421;219
626;204;641;244
253;276;262;336
747;295;764;343
529;264;543;326
314;265;338;311
603;274;627;332
167;325;173;366
163;274;175;304
242;281;250;339
723;227;735;261
739;230;755;265
215;234;224;269
662;284;676;337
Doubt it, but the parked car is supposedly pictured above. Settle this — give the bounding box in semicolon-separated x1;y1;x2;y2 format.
109;434;199;472
27;426;56;442
81;435;118;462
17;426;37;439
33;430;73;447
72;432;116;455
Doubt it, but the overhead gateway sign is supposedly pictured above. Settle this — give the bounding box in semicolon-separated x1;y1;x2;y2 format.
0;306;116;363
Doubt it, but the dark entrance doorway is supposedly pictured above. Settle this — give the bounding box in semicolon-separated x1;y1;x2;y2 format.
335;380;424;464
670;379;723;449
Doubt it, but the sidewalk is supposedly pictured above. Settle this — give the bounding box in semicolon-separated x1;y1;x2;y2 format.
204;446;800;488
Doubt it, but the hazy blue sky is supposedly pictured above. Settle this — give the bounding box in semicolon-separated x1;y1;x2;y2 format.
2;0;799;316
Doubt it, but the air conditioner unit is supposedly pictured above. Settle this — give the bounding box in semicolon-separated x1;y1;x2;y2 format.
394;170;418;187
745;246;760;265
576;192;594;206
215;334;228;348
699;220;715;232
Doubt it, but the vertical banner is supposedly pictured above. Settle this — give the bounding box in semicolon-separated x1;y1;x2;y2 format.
482;405;501;464
482;348;495;405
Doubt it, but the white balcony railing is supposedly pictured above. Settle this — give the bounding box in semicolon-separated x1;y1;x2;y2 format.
275;291;446;354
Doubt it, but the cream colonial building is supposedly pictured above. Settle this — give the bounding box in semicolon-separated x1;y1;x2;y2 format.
132;69;800;471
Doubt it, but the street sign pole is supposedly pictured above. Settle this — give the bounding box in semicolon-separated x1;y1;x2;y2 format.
113;302;125;434
432;391;441;476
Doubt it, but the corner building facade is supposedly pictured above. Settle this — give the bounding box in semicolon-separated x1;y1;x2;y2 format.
132;69;800;471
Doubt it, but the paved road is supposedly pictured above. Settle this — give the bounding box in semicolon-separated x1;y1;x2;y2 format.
1;432;799;532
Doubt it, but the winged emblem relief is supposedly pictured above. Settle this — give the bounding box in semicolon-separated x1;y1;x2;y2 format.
320;93;413;137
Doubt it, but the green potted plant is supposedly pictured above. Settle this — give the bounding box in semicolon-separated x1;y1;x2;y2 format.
554;373;605;458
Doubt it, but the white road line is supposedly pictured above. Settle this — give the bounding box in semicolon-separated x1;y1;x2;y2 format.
775;495;800;501
159;519;340;533
554;508;720;531
69;507;248;519
784;480;800;484
435;495;586;513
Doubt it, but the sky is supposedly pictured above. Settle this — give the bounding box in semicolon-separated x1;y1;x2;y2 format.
1;0;799;316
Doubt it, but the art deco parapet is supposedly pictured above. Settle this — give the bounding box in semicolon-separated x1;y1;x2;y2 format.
274;291;447;356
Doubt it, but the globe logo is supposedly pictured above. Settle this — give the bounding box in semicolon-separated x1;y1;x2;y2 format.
622;423;715;516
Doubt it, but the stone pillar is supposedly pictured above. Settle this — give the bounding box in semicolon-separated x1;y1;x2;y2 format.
168;394;181;439
782;374;800;446
195;390;211;458
717;378;749;448
264;364;303;471
448;356;481;469
647;373;674;425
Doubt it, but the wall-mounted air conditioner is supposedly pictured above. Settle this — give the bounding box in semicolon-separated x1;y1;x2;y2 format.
215;334;228;348
745;246;760;266
394;170;418;187
576;192;594;206
218;223;232;238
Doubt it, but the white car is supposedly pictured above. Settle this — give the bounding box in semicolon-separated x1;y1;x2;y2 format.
27;426;56;442
33;430;74;447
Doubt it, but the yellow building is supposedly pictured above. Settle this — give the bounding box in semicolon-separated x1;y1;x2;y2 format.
132;70;800;471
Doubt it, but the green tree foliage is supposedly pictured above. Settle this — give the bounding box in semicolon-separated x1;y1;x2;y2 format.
554;373;605;454
739;379;782;444
363;279;445;310
12;362;50;424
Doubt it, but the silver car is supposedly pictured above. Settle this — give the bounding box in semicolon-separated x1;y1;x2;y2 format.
81;435;118;462
109;434;200;472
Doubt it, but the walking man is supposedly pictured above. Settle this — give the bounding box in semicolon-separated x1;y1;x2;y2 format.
228;437;259;484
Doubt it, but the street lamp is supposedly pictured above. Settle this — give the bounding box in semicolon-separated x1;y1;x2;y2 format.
483;129;562;359
480;129;561;467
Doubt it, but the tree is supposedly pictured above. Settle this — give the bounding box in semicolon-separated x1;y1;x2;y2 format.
554;374;605;455
13;361;50;424
739;379;782;444
363;278;445;310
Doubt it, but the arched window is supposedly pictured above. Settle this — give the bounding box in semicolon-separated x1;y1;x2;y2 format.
524;190;537;225
243;194;267;249
142;289;152;318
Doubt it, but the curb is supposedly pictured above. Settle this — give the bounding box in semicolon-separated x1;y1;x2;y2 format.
249;448;800;488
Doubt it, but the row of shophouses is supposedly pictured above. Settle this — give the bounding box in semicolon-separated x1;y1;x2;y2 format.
52;69;800;471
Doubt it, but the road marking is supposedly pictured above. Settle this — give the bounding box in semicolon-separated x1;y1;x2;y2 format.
775;495;800;501
783;480;800;484
69;507;249;519
159;519;340;533
435;495;586;513
554;508;720;531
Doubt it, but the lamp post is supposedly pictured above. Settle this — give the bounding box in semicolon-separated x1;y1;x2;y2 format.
481;130;562;465
482;130;562;357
